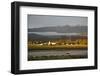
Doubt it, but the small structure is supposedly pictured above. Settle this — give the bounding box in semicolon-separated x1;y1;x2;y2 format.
51;42;56;45
48;41;56;45
38;44;43;46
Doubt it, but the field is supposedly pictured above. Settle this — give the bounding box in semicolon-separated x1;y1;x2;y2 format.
28;39;88;61
28;44;87;50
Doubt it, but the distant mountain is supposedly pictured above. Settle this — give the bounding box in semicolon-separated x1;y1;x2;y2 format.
28;25;87;33
28;33;87;41
28;33;45;40
28;33;62;40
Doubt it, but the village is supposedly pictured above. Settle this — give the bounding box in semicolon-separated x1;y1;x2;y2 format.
28;38;87;46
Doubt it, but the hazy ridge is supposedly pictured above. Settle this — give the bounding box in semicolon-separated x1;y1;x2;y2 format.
28;25;87;33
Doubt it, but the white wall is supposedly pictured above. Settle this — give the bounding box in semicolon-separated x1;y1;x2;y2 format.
0;0;99;76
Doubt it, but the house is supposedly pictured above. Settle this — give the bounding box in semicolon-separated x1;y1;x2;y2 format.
48;41;56;45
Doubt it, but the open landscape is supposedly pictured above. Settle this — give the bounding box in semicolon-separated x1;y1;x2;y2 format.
28;15;88;61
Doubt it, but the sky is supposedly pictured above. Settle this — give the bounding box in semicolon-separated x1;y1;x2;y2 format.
28;15;88;28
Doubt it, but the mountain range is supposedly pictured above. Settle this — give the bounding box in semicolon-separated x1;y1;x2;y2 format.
28;25;87;41
28;25;87;33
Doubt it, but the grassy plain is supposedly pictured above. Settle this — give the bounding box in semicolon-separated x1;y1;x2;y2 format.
28;44;87;50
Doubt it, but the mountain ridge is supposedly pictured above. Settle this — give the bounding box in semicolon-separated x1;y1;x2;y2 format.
28;25;87;33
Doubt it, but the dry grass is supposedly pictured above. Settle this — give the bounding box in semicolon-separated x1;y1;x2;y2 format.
28;44;87;50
